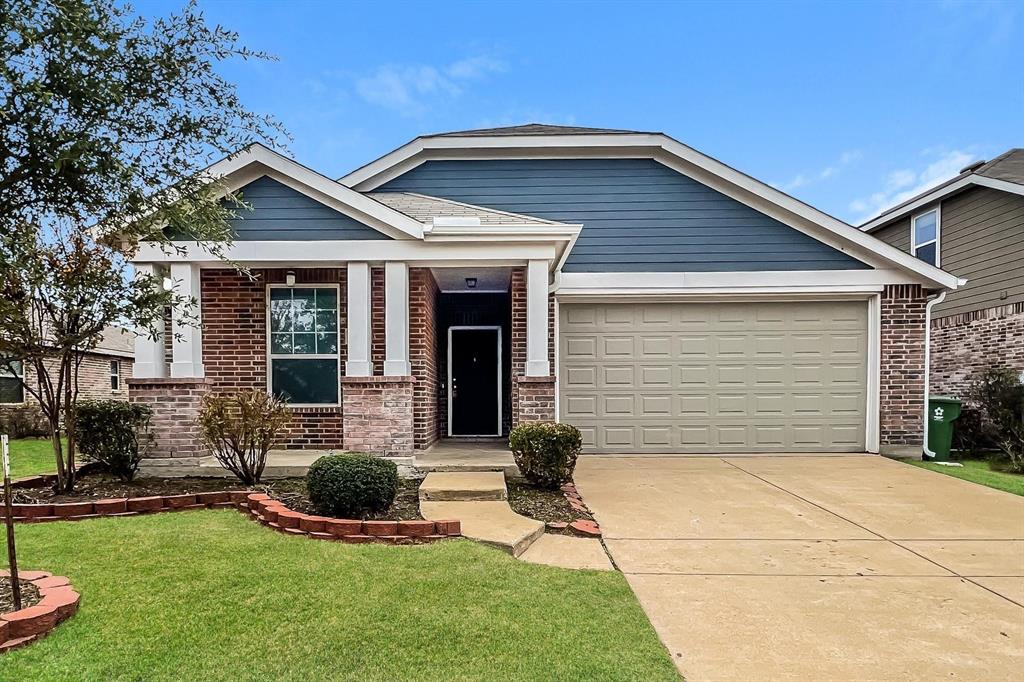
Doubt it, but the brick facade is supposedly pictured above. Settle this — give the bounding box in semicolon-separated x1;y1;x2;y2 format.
340;376;415;456
509;267;556;428
879;284;928;451
409;268;440;450
370;266;385;376
930;302;1024;398
127;377;211;459
514;376;556;423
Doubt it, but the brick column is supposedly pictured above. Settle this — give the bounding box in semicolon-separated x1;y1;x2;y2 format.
879;284;928;454
511;267;557;427
409;268;440;450
514;376;555;423
341;376;415;456
127;377;211;459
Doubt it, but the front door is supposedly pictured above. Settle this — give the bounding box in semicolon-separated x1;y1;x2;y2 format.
449;327;501;436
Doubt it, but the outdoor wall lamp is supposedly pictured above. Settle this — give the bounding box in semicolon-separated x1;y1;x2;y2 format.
465;277;477;289
285;270;296;287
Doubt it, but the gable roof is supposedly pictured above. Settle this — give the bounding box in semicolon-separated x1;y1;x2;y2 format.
340;127;962;290
367;192;566;226
860;148;1024;233
425;123;652;137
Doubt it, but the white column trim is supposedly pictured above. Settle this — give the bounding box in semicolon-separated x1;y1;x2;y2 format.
526;259;551;377
866;293;881;454
132;264;167;378
169;263;205;378
345;262;372;377
383;261;410;376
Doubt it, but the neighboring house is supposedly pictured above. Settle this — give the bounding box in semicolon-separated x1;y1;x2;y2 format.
0;326;135;434
861;148;1024;398
128;124;960;462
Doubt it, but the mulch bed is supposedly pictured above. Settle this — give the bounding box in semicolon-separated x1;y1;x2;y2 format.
0;579;40;616
12;472;425;521
506;479;597;536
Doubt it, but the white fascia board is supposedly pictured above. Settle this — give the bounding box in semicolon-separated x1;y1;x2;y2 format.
207;144;424;240
342;133;961;291
859;175;1024;233
132;239;557;265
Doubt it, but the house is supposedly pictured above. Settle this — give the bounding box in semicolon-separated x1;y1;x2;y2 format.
128;124;961;463
861;148;1023;397
0;326;135;436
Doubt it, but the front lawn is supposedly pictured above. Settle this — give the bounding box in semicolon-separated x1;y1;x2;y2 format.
0;511;678;681
908;458;1024;496
6;437;58;480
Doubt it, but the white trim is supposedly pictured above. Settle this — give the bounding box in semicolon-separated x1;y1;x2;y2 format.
922;291;948;459
339;132;961;290
132;263;167;378
910;205;941;268
345;263;372;377
110;359;121;392
384;262;410;376
447;326;502;437
169;263;204;378
860;174;1024;232
526;259;551;376
265;282;342;408
553;296;560;422
866;293;881;453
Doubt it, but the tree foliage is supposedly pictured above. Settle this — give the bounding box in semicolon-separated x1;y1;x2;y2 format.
967;366;1024;473
0;0;284;491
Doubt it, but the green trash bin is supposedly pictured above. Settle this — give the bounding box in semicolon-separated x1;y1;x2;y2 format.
925;396;962;462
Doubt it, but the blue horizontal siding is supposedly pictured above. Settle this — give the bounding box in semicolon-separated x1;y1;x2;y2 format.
378;159;868;272
225;176;389;241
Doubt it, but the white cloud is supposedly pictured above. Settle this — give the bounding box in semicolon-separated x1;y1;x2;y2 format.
777;149;862;192
849;148;976;222
355;56;507;116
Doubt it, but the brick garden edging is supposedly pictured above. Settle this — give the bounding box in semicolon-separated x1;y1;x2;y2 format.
0;570;80;653
557;482;601;537
0;491;462;545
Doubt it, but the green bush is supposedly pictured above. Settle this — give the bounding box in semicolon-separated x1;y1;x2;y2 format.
967;365;1024;473
509;421;582;489
952;407;995;457
76;400;153;481
0;406;49;439
306;453;398;518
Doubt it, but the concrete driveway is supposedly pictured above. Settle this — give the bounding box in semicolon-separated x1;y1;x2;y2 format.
574;455;1024;681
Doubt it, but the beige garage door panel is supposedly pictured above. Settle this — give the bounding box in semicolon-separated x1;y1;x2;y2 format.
560;301;867;453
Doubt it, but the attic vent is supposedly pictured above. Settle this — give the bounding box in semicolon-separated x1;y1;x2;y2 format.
432;216;481;227
959;160;986;174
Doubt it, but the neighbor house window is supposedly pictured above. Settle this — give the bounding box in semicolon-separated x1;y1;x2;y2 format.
110;360;120;391
268;286;339;405
912;207;940;266
0;360;25;404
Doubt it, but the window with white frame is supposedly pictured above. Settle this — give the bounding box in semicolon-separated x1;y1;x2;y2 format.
912;208;940;266
268;286;339;405
0;359;25;404
110;360;120;391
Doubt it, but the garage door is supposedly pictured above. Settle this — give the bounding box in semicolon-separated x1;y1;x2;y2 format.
559;301;867;453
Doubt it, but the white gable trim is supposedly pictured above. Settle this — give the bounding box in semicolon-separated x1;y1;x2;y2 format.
859;174;1024;233
339;133;962;291
209;144;424;240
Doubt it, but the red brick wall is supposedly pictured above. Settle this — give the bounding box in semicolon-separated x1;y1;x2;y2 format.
340;376;414;456
880;284;928;449
409;268;440;449
127;378;211;458
930;303;1024;398
199;268;347;449
370;266;385;376
510;267;556;428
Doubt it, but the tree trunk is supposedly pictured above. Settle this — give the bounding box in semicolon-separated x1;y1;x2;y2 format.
49;421;66;492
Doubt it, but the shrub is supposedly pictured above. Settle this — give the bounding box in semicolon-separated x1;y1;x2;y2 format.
198;390;291;485
75;400;153;481
0;406;49;439
306;453;398;518
509;421;582;489
967;366;1024;473
951;407;995;457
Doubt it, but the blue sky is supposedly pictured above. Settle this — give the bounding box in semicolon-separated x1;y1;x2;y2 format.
141;0;1021;224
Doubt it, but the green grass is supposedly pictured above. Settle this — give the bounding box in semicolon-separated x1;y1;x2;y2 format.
908;458;1024;496
6;437;59;479
0;511;678;681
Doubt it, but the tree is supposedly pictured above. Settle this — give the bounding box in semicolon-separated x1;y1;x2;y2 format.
0;0;285;492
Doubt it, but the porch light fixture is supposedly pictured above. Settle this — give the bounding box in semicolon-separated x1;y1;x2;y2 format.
285;270;296;287
465;277;477;289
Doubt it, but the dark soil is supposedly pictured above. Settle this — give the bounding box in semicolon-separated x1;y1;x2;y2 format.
12;472;425;521
0;578;41;616
506;479;594;536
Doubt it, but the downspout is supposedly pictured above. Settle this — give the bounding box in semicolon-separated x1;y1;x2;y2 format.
921;290;947;459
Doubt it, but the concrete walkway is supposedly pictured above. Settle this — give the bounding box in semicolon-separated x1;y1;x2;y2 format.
574;455;1024;681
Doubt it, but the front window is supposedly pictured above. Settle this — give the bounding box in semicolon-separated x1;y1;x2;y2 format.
110;360;120;391
0;360;25;404
268;286;339;405
912;208;939;266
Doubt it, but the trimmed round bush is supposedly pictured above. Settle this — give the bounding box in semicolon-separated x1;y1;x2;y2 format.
306;452;399;518
509;422;582;489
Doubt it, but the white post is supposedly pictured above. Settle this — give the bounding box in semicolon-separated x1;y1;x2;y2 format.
169;262;205;378
526;259;550;376
132;263;167;378
345;262;372;377
383;261;410;376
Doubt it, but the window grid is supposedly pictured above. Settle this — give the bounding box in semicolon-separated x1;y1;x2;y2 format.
267;285;340;406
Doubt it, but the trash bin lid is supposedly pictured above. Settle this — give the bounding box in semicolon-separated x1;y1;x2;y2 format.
928;396;962;406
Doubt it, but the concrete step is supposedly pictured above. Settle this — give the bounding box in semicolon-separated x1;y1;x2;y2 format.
519;534;614;571
418;472;507;501
421;500;545;556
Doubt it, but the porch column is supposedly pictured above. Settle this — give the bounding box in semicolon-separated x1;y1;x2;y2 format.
384;261;410;376
345;262;372;376
526;259;550;376
132;263;167;378
169;262;205;378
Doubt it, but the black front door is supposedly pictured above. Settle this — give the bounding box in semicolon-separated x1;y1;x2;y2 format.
450;328;500;436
